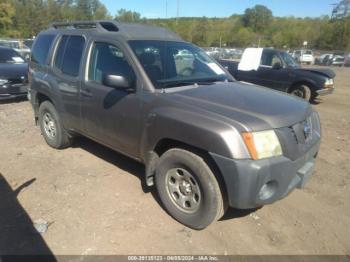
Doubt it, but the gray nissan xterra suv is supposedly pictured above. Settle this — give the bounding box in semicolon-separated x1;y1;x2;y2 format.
29;21;321;229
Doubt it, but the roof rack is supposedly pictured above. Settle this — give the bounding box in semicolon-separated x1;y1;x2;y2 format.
50;20;119;32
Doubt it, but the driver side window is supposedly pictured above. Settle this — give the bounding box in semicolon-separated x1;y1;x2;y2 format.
88;42;135;85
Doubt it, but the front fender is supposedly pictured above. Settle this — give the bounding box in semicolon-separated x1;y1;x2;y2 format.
140;107;250;161
290;74;325;92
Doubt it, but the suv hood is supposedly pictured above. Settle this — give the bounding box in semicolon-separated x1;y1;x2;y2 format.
295;68;335;78
165;82;311;131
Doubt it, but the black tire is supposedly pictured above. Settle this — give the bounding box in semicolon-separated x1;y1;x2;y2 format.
290;84;312;102
38;101;72;149
155;148;225;229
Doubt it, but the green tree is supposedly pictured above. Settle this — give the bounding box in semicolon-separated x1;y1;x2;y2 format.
115;9;142;22
0;3;349;51
75;0;93;20
191;17;209;46
0;0;15;36
74;0;109;20
242;5;273;32
12;0;47;38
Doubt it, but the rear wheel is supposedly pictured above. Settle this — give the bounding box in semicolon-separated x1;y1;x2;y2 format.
38;101;72;149
290;84;312;102
155;148;225;229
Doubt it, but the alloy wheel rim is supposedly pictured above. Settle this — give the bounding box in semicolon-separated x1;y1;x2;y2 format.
292;89;305;98
165;168;201;213
43;112;56;139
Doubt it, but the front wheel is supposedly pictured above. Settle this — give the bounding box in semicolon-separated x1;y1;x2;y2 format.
155;148;225;229
290;84;312;102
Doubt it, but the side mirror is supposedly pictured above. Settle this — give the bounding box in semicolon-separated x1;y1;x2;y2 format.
102;74;133;90
272;62;282;70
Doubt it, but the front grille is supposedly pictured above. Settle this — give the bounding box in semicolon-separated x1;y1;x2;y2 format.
276;112;321;161
288;126;298;144
291;116;313;145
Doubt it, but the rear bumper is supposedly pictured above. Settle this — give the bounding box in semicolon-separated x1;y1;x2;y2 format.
316;87;335;96
300;58;314;63
210;141;320;209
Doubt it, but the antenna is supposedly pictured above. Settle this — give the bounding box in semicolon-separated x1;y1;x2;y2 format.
176;0;180;24
165;0;168;18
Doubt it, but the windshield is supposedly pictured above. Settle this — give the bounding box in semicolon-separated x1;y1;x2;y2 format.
129;40;230;89
0;48;25;64
280;52;299;68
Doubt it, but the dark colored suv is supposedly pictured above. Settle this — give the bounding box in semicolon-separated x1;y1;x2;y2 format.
29;21;321;229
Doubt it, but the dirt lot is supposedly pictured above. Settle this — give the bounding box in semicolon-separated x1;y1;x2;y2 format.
0;67;349;256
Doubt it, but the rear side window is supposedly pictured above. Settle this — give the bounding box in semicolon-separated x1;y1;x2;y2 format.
31;34;56;65
54;35;85;77
54;36;69;69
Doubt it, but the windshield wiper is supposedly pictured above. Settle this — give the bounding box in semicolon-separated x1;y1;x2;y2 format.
160;81;196;88
195;77;228;84
158;77;230;89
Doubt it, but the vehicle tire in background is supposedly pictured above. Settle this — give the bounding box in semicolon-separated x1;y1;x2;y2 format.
155;148;225;230
290;84;312;102
38;101;72;149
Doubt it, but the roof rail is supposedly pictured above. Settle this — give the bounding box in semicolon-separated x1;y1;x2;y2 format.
50;20;119;32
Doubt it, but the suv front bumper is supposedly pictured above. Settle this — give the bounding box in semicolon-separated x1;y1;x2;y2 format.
0;84;28;100
317;87;335;96
210;140;320;209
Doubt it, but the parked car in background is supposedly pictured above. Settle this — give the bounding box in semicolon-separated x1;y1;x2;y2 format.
29;21;321;229
344;53;350;67
219;48;335;101
291;50;302;62
0;39;31;60
205;47;221;59
315;53;333;65
299;50;315;65
175;49;194;60
330;55;345;67
315;53;345;67
0;47;28;100
205;48;244;60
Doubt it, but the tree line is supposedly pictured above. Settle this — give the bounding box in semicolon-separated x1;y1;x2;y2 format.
0;0;349;51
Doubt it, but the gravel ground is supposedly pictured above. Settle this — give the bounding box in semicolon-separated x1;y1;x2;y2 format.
0;67;349;255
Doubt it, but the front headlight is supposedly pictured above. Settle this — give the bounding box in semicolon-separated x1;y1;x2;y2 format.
0;79;9;86
324;78;334;88
242;130;282;160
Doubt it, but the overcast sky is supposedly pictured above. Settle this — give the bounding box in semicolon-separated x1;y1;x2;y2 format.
101;0;335;18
